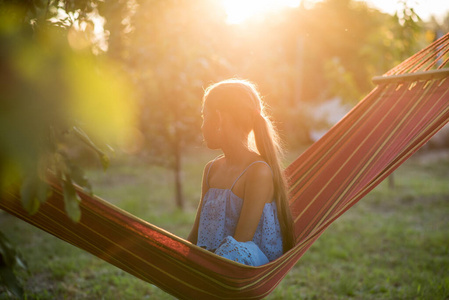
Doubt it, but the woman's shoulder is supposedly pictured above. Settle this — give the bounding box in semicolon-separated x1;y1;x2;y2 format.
242;160;274;204
245;160;273;183
203;155;224;173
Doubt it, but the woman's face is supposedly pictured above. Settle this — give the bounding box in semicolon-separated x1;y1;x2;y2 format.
201;104;221;150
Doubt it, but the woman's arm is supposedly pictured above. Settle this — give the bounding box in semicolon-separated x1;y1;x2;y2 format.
233;163;274;242
187;161;212;244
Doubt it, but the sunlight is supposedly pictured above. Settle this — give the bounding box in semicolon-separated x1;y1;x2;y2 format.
221;0;301;24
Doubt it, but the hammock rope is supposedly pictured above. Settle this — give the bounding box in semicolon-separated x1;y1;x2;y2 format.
2;34;449;299
385;32;449;75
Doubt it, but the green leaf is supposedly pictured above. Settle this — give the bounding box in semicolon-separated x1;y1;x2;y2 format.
0;266;24;299
14;255;27;271
36;180;51;204
0;235;14;267
20;173;51;215
62;176;81;222
20;175;41;215
100;153;110;171
71;126;110;170
70;164;92;195
0;232;27;274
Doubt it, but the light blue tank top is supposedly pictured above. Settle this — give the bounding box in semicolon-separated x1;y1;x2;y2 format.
197;159;283;263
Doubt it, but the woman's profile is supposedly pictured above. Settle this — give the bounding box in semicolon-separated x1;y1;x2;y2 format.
188;79;295;266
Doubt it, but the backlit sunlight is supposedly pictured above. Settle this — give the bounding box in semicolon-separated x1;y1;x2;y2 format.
221;0;300;24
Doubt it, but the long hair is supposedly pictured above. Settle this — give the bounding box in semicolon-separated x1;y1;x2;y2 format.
203;79;296;253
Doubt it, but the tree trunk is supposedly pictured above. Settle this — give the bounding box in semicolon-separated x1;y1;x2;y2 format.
173;132;184;210
388;173;395;190
174;157;184;210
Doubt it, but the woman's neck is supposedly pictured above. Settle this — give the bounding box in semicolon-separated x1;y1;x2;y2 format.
221;140;259;167
219;120;259;166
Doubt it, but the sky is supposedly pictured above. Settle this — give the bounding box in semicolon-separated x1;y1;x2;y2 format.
221;0;449;24
363;0;449;22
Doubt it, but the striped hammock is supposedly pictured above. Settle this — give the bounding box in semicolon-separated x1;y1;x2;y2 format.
2;34;449;299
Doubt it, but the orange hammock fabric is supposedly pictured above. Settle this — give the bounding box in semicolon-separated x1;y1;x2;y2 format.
2;35;449;299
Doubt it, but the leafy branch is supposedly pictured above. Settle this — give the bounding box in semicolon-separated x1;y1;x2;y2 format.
19;126;110;223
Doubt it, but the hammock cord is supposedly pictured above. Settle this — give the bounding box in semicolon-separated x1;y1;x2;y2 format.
386;33;449;75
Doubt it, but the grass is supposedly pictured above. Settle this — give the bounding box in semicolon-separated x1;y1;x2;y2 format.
0;148;448;299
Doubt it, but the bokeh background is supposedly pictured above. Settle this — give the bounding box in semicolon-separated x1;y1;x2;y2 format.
1;0;448;299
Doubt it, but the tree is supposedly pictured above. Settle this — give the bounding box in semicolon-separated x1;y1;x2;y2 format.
111;0;226;209
0;1;135;296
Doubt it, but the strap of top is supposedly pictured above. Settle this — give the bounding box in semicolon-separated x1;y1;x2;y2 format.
206;155;223;188
206;156;272;190
230;161;271;190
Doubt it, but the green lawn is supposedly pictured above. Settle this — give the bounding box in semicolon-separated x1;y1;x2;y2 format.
1;148;448;299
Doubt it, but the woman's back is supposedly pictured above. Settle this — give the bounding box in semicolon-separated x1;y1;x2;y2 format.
197;159;283;262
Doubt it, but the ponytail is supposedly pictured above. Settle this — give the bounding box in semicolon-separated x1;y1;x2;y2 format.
203;78;296;253
253;113;296;253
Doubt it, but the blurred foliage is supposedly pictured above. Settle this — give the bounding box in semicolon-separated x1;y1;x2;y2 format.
0;231;27;298
0;2;136;292
0;2;136;218
1;0;440;209
0;0;442;219
124;0;225;208
95;0;436;177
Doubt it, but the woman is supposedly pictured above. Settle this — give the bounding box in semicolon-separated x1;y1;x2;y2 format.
187;79;295;266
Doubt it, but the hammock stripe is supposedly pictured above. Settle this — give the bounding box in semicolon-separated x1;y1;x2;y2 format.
2;35;449;299
314;81;436;226
289;79;449;243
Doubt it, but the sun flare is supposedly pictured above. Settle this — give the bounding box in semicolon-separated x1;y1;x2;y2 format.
221;0;301;24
